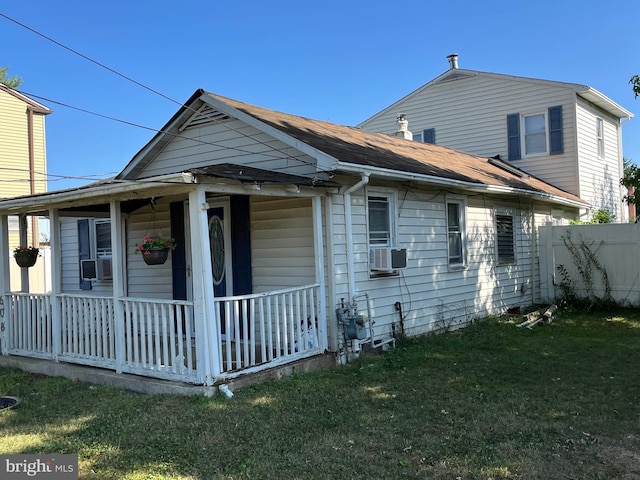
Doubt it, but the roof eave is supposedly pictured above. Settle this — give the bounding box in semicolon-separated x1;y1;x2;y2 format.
335;161;589;209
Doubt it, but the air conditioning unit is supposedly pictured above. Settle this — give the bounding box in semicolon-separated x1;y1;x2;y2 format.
81;257;113;281
369;247;407;271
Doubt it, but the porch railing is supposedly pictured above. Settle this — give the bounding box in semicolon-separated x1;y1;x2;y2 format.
213;284;323;375
2;293;53;359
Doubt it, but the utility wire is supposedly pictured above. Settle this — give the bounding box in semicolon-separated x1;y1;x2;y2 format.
1;12;332;176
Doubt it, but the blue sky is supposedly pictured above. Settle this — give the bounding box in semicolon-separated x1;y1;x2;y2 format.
2;1;638;191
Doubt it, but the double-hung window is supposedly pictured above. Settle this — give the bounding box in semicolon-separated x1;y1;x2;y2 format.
446;196;466;268
596;118;605;158
495;208;515;265
94;220;112;257
523;112;547;155
367;192;394;247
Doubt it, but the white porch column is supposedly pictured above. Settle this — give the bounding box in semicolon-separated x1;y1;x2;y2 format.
49;209;61;360
312;196;328;352
110;201;126;373
0;214;10;354
19;214;29;293
188;187;219;384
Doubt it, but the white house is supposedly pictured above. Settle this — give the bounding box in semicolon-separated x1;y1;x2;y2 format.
358;54;634;223
0;90;588;393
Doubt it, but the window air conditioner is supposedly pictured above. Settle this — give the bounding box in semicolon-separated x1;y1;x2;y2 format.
369;247;407;271
81;257;113;281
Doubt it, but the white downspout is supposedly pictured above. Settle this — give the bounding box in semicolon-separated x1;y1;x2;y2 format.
343;173;370;301
618;116;632;222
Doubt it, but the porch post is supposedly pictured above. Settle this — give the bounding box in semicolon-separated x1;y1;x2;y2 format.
312;196;328;352
110;201;126;373
188;187;220;384
49;209;61;360
0;214;10;354
19;214;29;293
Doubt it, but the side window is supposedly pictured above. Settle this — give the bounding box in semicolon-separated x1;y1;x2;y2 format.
446;196;466;268
495;208;515;265
596;118;605;158
413;133;423;143
367;193;393;246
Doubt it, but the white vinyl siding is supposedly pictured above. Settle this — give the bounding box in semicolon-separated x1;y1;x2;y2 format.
334;184;546;339
575;99;623;220
250;196;316;291
135;119;319;179
358;73;579;199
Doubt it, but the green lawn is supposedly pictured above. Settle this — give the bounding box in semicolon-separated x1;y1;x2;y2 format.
1;310;639;479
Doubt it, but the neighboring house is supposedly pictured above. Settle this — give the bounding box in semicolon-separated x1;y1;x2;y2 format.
0;90;588;392
0;83;52;292
358;55;634;223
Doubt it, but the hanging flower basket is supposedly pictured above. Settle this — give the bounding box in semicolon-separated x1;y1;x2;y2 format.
13;246;39;268
136;236;175;266
141;247;170;265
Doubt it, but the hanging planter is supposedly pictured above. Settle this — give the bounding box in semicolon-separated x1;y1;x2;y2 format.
13;246;39;268
136;236;175;266
141;247;170;265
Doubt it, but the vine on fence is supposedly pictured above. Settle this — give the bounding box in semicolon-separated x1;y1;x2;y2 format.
555;231;612;310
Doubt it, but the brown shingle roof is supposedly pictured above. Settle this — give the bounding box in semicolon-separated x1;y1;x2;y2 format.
206;92;587;206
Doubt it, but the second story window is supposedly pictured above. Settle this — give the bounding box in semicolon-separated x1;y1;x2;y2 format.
523;112;547;155
596;118;605;158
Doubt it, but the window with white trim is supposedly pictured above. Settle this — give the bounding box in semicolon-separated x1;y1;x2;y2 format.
495;208;515;265
446;196;466;267
596;118;605;158
94;220;112;257
367;190;397;247
523;111;547;156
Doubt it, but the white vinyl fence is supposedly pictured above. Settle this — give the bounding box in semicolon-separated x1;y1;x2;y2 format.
539;223;640;305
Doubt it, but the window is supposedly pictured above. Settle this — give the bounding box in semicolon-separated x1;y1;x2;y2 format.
367;194;392;246
507;106;563;160
446;197;466;267
523;112;547;155
412;128;436;144
94;220;112;257
596;118;605;158
495;208;515;265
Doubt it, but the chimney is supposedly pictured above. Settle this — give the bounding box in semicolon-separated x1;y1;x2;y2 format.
395;114;413;140
447;53;459;69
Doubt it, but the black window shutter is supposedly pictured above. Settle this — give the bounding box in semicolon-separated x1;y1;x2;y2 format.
549;105;564;155
507;114;521;160
423;128;436;144
78;219;92;290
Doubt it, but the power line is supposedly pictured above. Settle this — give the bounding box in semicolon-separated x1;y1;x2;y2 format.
1;12;331;176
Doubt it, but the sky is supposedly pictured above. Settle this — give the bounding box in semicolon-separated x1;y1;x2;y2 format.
1;0;639;191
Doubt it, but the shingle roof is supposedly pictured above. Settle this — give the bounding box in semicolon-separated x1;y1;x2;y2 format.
206;92;587;206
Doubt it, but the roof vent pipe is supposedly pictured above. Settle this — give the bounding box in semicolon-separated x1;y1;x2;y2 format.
447;53;459;69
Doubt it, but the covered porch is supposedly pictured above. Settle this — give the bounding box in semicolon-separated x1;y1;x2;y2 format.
0;174;332;387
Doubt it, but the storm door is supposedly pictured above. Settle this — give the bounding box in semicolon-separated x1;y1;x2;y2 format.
208;201;233;338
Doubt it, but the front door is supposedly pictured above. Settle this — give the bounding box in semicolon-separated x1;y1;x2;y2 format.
208;201;233;337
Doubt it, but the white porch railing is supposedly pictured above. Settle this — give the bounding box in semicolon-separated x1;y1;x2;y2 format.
1;284;326;384
120;297;196;381
2;293;53;359
213;284;323;375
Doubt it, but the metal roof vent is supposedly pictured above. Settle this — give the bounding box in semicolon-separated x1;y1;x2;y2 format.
447;53;459;69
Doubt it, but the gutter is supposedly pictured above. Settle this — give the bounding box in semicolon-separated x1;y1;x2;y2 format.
336;162;590;209
343;173;370;300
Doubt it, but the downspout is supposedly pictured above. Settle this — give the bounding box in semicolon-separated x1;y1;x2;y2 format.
343;173;370;300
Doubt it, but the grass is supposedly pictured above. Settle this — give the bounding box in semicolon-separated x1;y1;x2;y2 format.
1;310;640;479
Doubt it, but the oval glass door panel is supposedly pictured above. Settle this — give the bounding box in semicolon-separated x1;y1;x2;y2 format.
209;215;225;286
